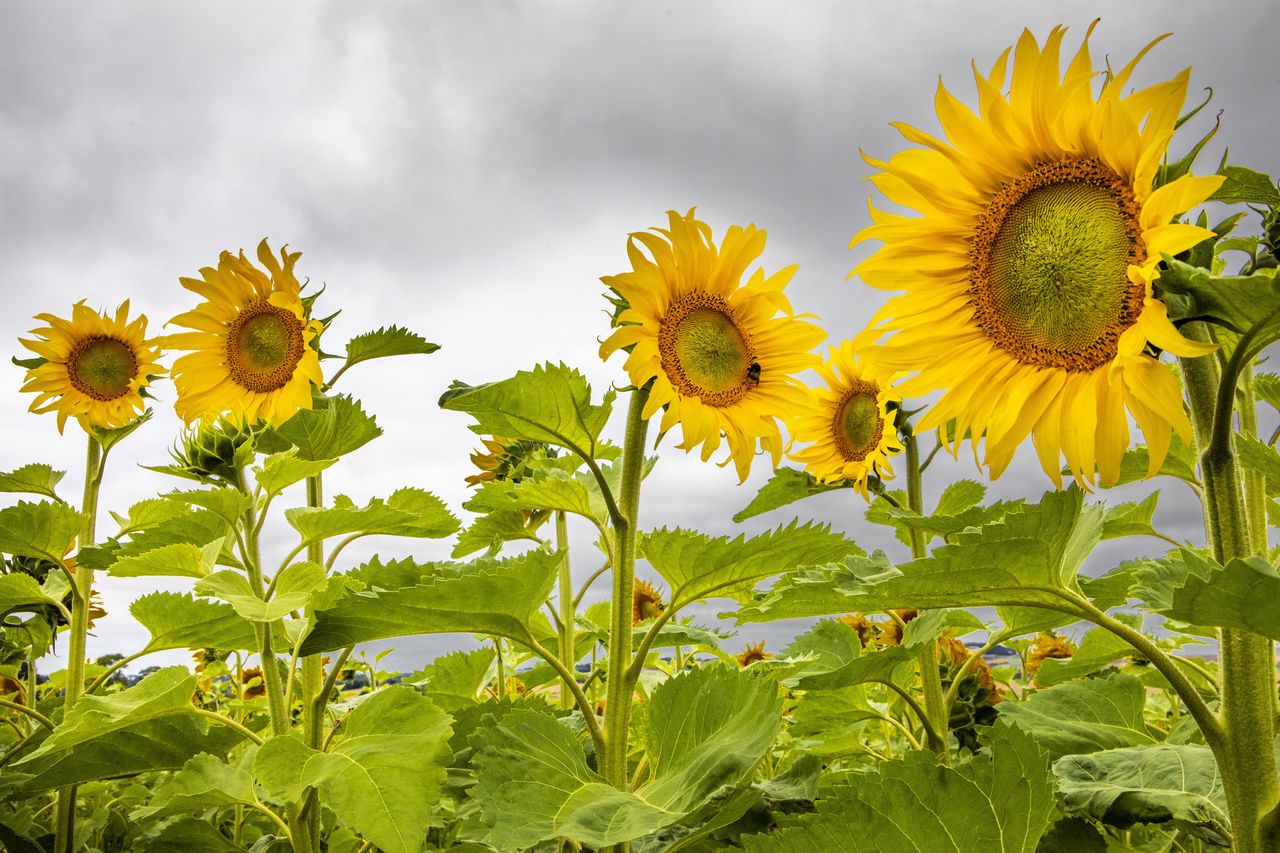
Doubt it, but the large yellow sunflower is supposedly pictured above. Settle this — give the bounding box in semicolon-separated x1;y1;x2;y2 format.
166;240;324;426
789;341;903;497
19;300;163;432
600;209;825;481
851;24;1224;487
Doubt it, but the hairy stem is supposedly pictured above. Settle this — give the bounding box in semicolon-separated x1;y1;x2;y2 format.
904;430;949;758
556;512;576;710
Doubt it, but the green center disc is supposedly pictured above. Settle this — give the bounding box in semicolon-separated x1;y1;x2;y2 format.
70;337;136;400
674;308;752;395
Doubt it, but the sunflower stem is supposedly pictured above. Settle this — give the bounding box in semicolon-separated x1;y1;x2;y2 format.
555;511;576;710
1180;324;1280;853
53;435;104;853
903;430;948;757
603;386;651;810
299;472;326;852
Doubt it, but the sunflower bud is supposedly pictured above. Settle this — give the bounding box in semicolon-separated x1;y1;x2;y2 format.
159;417;261;485
465;435;557;487
1263;205;1280;262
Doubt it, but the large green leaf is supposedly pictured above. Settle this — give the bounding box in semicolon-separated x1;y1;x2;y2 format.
1100;494;1161;541
267;394;383;461
253;688;452;853
740;723;1055;852
195;562;327;622
343;325;440;369
876;480;1024;544
735;488;1099;622
136;818;245;852
8;715;243;792
1207;165;1280;206
1094;433;1200;488
794;610;946;691
464;462;629;530
0;573;66;619
87;506;230;579
0;463;65;500
254;451;337;497
1136;549;1280;642
451;509;543;558
285;488;458;542
439;363;616;462
1159;257;1280;368
1001;673;1156;760
1033;624;1135;687
0;501;83;562
412;647;496;712
732;467;849;523
642;521;860;609
300;550;560;653
131;591;261;652
132;752;258;820
472;666;781;849
1053;744;1229;844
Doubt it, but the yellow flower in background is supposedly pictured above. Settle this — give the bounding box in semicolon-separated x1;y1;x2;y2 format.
851;24;1224;487
19;300;163;432
789;341;903;497
167;240;324;426
600;209;825;482
631;578;665;624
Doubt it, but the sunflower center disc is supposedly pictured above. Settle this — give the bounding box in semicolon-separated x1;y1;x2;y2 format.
659;293;754;407
834;384;883;461
227;301;305;393
67;336;137;401
969;158;1146;372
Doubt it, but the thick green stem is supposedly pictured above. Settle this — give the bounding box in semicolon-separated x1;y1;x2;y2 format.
602;387;651;794
299;473;326;852
903;430;948;757
555;512;576;710
53;436;104;853
1180;326;1280;852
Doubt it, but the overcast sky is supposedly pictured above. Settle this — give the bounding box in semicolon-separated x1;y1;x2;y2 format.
3;1;1278;674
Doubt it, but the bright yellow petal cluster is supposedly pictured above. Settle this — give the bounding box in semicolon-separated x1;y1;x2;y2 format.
851;24;1223;487
789;342;904;497
600;209;825;481
20;300;164;432
166;240;324;426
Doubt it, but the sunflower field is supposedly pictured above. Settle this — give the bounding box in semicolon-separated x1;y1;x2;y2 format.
4;20;1280;853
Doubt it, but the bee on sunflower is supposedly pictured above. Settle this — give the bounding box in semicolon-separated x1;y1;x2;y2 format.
166;239;325;426
852;24;1224;486
600;209;826;481
18;300;164;433
789;341;904;497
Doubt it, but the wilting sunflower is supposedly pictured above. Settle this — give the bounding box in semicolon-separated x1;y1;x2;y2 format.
1025;631;1076;681
852;24;1223;486
19;301;163;432
789;341;904;497
166;240;324;426
600;209;825;481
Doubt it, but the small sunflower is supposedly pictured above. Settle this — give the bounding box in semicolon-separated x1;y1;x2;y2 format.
465;436;556;487
837;613;878;649
789;342;904;497
735;640;772;668
19;300;163;433
852;25;1224;486
631;578;665;624
166;240;324;426
238;665;267;700
600;209;826;482
1026;631;1076;680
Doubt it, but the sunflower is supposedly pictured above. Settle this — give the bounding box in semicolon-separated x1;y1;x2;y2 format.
600;209;825;481
735;641;772;668
166;240;324;426
789;341;904;497
19;301;163;432
465;436;557;487
1025;631;1076;680
851;24;1224;486
631;578;665;624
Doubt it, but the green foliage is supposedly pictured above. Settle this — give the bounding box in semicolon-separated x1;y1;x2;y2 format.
1054;744;1230;844
300;550;561;653
86;504;231;579
131;752;257;820
1136;549;1280;642
740;724;1055;852
794;610;946;691
1208;165;1280;206
1001;673;1156;759
342;325;440;369
412;647;496;711
1159;257;1280;369
0;573;66;619
253;451;337;496
732;466;849;522
196;562;327;622
1034;623;1135;686
0;463;65;500
1100;493;1162;541
130;591;261;652
262;393;383;461
439;362;616;462
0;501;83;563
254;688;452;853
285;488;459;542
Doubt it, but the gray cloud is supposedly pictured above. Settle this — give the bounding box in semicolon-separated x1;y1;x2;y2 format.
1;1;1277;670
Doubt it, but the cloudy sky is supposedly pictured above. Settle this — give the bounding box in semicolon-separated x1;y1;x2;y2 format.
3;1;1278;674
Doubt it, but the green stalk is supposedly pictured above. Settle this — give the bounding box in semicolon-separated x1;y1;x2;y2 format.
903;430;948;756
1179;325;1280;852
602;387;651;795
555;511;576;710
53;436;104;853
299;473;326;851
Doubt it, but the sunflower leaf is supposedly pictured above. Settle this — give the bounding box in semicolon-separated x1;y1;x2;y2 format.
285;488;459;542
1135;548;1280;642
642;521;860;609
253;451;338;497
1159;258;1280;365
265;393;383;461
0;463;65;500
131;591;263;652
1254;373;1280;413
253;688;452;853
410;647;496;712
1001;672;1156;759
731;467;850;523
196;562;326;622
0;573;66;619
793;611;947;691
1092;432;1199;488
471;666;780;849
439;362;616;464
299;549;560;654
0;501;83;563
451;509;543;558
1208;165;1280;206
1100;493;1161;540
1033;622;1136;687
739;723;1055;853
1054;744;1230;845
342;325;440;369
131;752;258;821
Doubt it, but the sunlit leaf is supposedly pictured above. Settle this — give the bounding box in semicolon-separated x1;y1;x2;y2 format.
266;393;383;461
1207;165;1280;206
1100;493;1161;540
0;500;83;562
132;752;258;820
451;509;543;558
0;463;65;500
195;562;326;622
1136;549;1280;642
732;467;849;523
131;591;261;652
1001;673;1156;759
286;488;458;542
343;325;439;369
254;451;337;497
0;573;65;619
412;647;496;711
